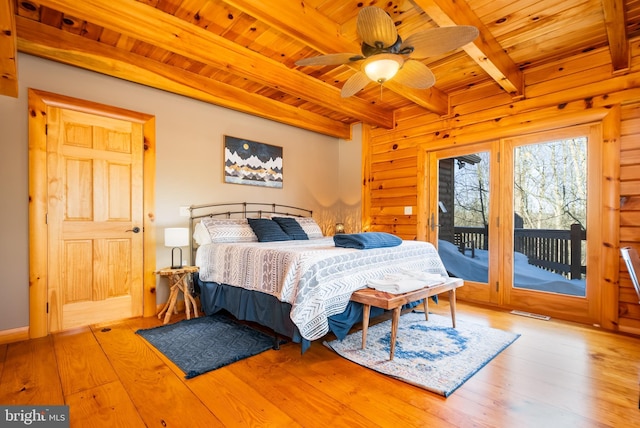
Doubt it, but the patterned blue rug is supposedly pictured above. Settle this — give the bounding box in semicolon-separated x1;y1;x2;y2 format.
324;312;519;397
136;313;280;379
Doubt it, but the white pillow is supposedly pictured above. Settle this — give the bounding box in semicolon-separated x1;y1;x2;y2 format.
200;218;258;243
293;217;324;239
192;221;212;246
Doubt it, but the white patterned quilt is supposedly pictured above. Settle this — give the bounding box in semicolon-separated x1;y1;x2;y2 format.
196;237;449;341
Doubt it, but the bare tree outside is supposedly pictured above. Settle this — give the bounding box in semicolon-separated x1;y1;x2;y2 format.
513;138;587;230
453;153;490;228
452;138;587;231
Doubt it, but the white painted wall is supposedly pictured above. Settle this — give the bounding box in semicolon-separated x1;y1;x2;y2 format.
338;125;363;234
0;53;362;331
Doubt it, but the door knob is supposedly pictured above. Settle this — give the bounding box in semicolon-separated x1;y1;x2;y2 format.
126;227;141;233
430;213;441;231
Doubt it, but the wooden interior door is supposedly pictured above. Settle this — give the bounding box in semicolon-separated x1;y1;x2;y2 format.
47;107;144;332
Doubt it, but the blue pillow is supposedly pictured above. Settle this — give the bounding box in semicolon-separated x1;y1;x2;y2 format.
272;217;309;240
247;218;291;242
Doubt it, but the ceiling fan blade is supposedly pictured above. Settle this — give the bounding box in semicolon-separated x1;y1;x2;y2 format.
393;60;436;89
295;53;363;66
401;26;479;58
357;6;398;49
341;71;371;98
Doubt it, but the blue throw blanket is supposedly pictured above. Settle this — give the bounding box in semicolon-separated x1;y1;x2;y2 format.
333;232;402;250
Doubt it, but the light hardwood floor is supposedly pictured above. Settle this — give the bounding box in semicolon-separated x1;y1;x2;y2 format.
1;301;640;427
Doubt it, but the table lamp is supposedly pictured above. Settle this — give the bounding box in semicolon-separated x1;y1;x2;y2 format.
165;227;189;269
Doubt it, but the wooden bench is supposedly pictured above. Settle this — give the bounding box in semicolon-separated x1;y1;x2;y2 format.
349;278;464;360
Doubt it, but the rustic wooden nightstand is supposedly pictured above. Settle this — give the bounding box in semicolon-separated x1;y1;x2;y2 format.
155;266;199;324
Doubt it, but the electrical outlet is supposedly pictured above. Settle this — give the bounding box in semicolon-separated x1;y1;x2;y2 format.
404;206;412;215
179;206;190;217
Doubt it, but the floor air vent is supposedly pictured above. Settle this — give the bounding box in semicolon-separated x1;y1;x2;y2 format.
510;310;551;321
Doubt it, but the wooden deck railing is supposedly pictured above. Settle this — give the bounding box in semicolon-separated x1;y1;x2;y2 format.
453;224;586;279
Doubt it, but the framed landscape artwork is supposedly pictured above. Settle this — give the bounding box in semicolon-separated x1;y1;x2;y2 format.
223;136;283;188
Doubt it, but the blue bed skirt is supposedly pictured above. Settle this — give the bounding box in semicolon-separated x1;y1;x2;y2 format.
195;273;387;353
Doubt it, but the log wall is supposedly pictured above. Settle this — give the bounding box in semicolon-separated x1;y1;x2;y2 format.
363;38;640;335
619;102;640;333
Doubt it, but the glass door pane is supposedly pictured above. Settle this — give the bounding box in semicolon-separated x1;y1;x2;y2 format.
512;138;587;297
427;143;498;304
437;153;491;283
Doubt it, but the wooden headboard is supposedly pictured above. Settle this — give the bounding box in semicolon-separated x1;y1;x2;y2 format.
188;202;313;264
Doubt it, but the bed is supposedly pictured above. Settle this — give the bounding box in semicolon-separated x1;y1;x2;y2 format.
189;202;454;351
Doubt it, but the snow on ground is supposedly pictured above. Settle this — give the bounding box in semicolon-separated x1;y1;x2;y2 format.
437;239;586;297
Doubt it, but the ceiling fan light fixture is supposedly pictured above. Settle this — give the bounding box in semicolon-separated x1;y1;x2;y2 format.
363;54;403;84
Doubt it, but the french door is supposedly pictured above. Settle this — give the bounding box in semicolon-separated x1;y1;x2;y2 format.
424;124;601;323
425;141;500;305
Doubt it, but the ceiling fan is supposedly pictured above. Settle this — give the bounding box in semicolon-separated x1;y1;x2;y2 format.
295;6;479;98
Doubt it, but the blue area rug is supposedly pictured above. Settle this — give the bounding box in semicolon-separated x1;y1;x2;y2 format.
324;312;520;397
136;313;280;379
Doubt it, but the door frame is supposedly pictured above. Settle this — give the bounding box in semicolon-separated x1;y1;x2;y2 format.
28;88;157;338
416;106;620;327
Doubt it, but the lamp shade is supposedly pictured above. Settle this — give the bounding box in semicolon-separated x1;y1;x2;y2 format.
363;54;403;84
164;228;189;247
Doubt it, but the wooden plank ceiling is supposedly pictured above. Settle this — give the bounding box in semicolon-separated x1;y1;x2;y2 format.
1;0;638;139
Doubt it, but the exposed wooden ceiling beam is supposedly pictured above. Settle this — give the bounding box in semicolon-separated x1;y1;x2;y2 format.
223;0;347;55
0;0;18;97
413;0;523;97
384;82;448;115
36;0;394;129
601;0;629;72
16;17;352;139
223;0;449;115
